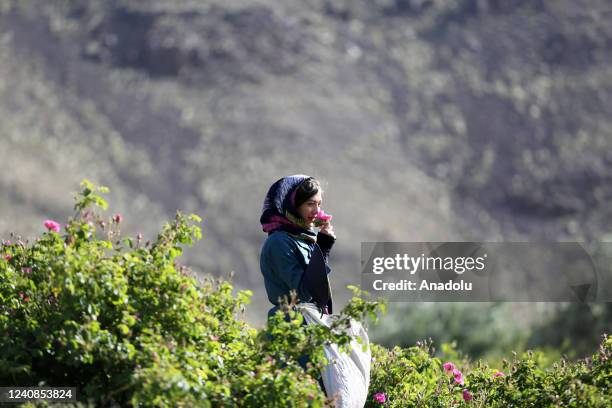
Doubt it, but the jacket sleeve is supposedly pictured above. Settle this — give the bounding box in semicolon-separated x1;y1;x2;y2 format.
266;236;312;303
316;232;336;265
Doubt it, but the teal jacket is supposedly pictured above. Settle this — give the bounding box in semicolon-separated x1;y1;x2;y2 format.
260;230;333;318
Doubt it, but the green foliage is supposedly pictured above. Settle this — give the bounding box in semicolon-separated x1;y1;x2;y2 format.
365;337;611;407
368;341;453;407
1;181;610;407
0;181;383;406
1;181;248;405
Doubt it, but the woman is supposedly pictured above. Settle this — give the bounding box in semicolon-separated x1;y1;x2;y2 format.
259;176;371;408
259;175;336;318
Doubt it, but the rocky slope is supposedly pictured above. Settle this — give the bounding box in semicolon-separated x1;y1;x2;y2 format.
1;0;612;325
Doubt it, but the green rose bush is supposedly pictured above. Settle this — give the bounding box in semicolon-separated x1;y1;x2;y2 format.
367;337;610;407
1;181;610;407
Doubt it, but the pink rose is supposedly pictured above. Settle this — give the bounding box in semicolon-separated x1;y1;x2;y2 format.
462;389;473;402
373;392;386;403
453;369;464;385
316;210;332;221
313;210;333;227
443;362;456;374
113;214;123;224
44;220;61;233
493;371;505;378
3;254;11;261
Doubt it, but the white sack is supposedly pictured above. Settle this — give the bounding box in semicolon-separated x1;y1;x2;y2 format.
299;303;371;408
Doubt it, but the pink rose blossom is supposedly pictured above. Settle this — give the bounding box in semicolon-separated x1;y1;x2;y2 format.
373;392;386;403
443;362;456;374
314;210;333;227
453;369;464;385
113;214;123;224
493;371;505;378
315;210;333;222
3;254;11;261
44;220;61;233
462;389;473;402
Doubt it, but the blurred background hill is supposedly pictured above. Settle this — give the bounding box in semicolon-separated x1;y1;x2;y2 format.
1;0;611;359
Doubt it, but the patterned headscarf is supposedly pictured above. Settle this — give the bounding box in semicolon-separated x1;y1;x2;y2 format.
260;174;318;242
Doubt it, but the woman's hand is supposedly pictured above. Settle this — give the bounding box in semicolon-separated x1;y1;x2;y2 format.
318;221;336;238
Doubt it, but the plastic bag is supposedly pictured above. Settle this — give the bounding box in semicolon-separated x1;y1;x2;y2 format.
299;303;371;408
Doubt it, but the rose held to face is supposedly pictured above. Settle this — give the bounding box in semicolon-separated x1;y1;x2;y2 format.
314;209;335;239
314;210;333;227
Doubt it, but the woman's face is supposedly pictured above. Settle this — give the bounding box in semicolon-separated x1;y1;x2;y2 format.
296;191;322;227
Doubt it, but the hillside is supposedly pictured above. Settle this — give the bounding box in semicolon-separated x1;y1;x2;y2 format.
1;0;612;326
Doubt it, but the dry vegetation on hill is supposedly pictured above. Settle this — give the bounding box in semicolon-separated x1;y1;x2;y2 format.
1;0;611;337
